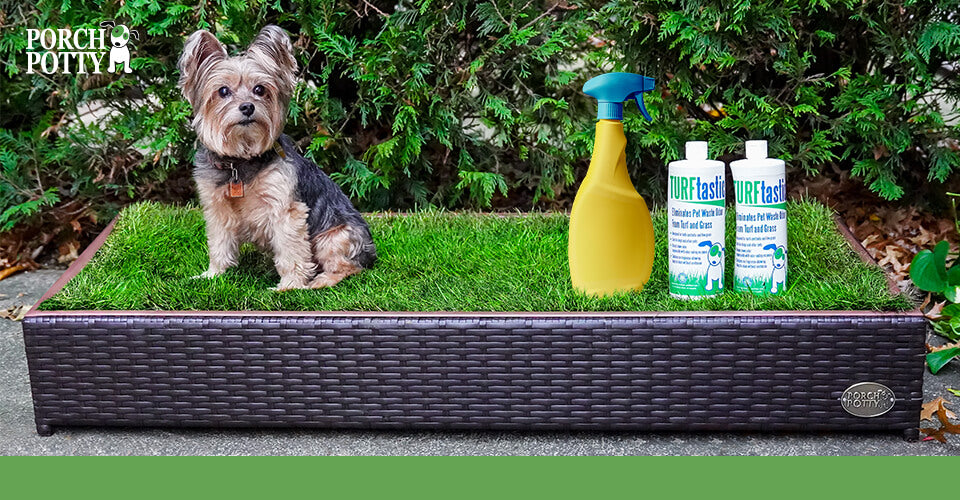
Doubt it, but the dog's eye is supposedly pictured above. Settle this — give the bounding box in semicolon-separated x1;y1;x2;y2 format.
218;86;230;98
253;85;265;96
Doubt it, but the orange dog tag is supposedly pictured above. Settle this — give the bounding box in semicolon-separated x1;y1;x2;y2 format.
228;167;244;198
228;181;244;198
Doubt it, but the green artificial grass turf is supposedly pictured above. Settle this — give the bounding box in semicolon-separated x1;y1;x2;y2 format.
39;200;914;312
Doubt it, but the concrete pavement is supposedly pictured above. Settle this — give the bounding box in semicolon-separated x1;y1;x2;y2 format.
3;270;958;455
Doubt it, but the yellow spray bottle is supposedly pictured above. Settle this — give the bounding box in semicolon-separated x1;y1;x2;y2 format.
569;72;656;296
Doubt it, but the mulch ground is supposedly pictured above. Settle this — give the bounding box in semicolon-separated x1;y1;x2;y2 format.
787;167;957;299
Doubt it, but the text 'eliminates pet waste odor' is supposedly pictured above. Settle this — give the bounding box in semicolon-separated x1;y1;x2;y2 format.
667;142;726;299
730;140;788;294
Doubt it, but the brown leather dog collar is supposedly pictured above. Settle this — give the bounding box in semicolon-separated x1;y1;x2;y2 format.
210;142;286;198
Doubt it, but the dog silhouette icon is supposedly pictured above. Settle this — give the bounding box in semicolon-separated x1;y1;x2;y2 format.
698;240;725;292
101;21;138;73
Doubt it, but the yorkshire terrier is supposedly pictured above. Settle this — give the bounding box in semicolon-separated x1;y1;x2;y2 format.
178;25;376;290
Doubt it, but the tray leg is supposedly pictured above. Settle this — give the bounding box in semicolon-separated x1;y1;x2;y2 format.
903;427;919;442
36;423;54;436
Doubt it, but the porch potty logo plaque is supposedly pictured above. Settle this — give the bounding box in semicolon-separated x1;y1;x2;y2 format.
840;382;896;418
24;21;138;74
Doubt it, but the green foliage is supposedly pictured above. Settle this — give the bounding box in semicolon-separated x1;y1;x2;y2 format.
39;199;912;312
910;239;960;372
911;240;958;300
911;241;960;335
605;0;960;201
933;303;960;341
928;346;960;374
0;125;64;231
0;0;199;232
1;0;959;229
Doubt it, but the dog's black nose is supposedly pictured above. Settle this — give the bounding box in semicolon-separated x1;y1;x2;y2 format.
239;102;255;117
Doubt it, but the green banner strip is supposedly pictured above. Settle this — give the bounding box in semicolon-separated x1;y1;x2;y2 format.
1;456;947;498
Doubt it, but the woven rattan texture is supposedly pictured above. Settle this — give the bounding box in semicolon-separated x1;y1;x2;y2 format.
23;314;924;435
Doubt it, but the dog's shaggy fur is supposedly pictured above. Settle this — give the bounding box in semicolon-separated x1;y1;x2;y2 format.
178;25;376;290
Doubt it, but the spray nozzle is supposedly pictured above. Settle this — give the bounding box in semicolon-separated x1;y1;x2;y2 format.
583;72;656;122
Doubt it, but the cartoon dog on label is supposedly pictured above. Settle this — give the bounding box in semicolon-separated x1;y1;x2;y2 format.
698;240;724;292
101;21;138;73
764;244;787;293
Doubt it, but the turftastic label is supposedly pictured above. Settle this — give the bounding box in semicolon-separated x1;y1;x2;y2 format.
668;174;725;298
734;172;787;294
733;178;786;208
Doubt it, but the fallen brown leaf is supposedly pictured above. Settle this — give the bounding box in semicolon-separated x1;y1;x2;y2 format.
921;397;950;421
930;342;960;353
927;300;947;318
937;399;960;433
883;244;905;259
0;304;30;321
861;234;881;247
922;427;948;443
919;293;932;314
57;239;80;264
920;398;960;443
910;225;937;247
0;264;28;282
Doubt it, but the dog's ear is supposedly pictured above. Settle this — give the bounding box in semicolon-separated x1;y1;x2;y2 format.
246;25;297;96
178;30;227;105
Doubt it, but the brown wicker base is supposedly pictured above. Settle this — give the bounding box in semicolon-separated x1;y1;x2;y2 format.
24;311;924;438
22;218;925;439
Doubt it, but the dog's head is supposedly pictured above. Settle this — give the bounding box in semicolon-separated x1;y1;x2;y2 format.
178;25;296;158
764;244;787;269
110;25;131;48
699;240;724;267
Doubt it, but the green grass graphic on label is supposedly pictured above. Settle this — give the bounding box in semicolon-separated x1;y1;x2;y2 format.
734;275;786;294
670;272;721;296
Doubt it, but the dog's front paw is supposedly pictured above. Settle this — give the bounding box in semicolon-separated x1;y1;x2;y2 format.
271;278;308;292
309;273;342;289
192;269;223;279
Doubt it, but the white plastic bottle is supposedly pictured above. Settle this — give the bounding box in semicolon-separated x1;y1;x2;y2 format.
729;140;787;294
667;141;726;299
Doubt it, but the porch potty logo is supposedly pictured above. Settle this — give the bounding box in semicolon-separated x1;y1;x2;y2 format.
25;21;139;74
840;382;896;418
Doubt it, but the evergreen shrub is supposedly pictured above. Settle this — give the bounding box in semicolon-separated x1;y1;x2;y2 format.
1;0;958;235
